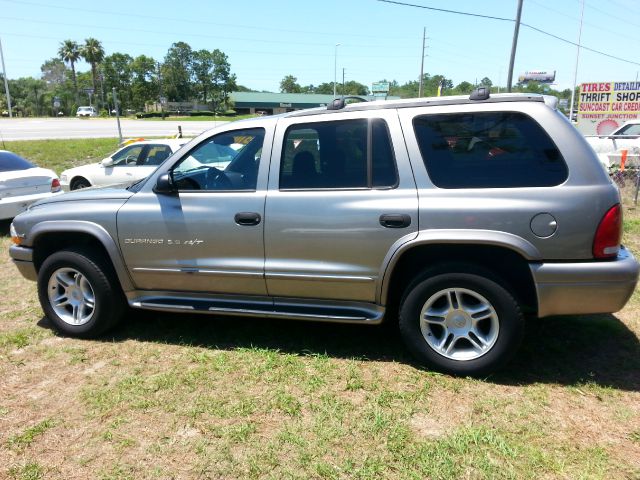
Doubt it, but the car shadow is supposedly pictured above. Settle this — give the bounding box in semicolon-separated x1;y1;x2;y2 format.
38;309;640;391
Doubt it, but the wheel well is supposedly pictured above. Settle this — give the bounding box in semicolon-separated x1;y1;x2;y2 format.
71;176;90;189
385;244;537;317
32;232;111;273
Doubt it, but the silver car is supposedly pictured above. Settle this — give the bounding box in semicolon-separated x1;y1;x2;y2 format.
9;90;639;376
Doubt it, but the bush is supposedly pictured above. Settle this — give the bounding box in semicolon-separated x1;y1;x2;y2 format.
99;109;109;118
135;112;164;119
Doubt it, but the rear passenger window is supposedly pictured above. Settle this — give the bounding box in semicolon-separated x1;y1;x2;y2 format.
280;118;398;189
413;112;568;188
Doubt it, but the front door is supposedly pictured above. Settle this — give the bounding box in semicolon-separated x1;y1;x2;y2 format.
117;126;271;296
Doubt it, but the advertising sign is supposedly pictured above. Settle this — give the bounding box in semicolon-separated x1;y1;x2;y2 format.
577;81;640;135
518;70;556;83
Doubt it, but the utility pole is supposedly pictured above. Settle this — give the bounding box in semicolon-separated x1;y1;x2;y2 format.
0;36;13;118
506;0;524;93
112;87;123;143
569;0;585;123
418;27;426;97
342;68;345;98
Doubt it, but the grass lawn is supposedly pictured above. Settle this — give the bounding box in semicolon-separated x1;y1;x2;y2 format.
0;141;639;479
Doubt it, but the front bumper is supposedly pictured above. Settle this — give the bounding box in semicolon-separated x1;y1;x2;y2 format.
530;247;639;317
9;244;37;281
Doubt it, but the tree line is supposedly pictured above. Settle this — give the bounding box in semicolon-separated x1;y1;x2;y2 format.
1;39;237;116
0;36;574;117
279;73;574;102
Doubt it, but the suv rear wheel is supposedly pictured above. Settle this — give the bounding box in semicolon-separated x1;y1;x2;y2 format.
399;267;524;376
37;248;125;338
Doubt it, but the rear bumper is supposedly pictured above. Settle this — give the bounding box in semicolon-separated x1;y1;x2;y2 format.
530;247;639;317
0;191;63;220
9;245;37;281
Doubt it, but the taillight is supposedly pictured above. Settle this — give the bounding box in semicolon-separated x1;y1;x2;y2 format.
593;204;622;259
51;178;61;193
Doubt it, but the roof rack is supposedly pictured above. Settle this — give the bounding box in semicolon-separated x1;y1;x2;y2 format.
326;96;369;110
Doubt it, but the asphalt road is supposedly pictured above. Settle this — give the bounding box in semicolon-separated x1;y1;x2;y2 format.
0;118;228;141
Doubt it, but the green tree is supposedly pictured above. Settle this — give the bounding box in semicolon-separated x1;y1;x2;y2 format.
130;55;158;111
211;49;236;110
280;75;302;93
162;42;193;102
454;81;474;94
480;77;493;88
58;40;80;104
102;53;133;108
81;38;105;105
192;49;214;103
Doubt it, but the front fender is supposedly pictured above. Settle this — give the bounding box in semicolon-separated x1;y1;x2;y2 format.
27;220;134;291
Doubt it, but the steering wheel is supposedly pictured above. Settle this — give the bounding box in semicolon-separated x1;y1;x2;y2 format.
205;166;232;190
124;155;138;165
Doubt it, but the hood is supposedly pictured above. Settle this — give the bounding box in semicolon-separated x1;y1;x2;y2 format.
28;185;134;208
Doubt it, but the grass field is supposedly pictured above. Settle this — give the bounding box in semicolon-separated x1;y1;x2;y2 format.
0;140;639;479
141;114;257;122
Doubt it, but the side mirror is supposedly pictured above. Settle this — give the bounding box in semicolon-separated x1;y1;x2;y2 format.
101;158;114;167
154;173;176;194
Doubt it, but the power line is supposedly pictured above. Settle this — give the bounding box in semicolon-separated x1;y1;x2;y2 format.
377;0;513;22
0;0;416;41
377;0;640;67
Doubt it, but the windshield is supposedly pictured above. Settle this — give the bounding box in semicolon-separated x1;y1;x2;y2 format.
0;151;35;172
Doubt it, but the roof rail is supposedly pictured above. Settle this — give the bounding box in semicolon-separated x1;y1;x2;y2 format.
326;96;369;110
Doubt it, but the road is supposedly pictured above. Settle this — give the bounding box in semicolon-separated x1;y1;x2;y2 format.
0;118;228;141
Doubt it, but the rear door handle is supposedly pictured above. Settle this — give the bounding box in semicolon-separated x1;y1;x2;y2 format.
235;212;261;226
379;213;411;228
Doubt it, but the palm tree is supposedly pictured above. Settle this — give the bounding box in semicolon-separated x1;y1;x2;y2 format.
81;38;105;107
58;40;80;105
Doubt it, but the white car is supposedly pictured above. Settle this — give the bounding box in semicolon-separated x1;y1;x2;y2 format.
0;151;62;220
60;139;186;190
76;106;98;117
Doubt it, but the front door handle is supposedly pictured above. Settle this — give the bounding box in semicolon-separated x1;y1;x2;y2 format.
235;212;261;226
379;213;411;228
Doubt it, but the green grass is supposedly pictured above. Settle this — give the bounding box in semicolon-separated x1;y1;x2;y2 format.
8;419;56;449
4;138;120;174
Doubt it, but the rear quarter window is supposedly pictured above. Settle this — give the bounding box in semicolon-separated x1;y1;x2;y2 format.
413;111;568;188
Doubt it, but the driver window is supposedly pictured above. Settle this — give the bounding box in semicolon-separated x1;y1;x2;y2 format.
172;128;265;191
111;145;144;166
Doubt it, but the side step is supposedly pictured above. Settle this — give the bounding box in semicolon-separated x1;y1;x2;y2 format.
128;292;385;325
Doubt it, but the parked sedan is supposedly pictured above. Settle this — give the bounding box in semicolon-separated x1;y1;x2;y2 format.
0;151;62;220
60;139;186;190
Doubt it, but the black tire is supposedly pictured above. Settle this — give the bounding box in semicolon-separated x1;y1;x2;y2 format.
399;267;524;376
71;177;91;190
37;248;126;338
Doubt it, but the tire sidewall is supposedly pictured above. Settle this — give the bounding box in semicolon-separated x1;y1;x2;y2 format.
37;250;120;337
399;272;524;376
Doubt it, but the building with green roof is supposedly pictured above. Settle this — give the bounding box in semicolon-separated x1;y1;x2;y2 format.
230;92;398;115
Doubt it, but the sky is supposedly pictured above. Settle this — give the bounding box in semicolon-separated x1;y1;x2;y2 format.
1;0;639;93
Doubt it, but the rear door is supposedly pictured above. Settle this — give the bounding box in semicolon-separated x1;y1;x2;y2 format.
264;109;418;303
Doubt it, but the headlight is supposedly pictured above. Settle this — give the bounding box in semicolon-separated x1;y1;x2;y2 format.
10;223;24;245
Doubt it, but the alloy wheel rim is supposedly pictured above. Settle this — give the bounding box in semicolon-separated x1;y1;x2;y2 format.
47;267;96;326
419;287;499;361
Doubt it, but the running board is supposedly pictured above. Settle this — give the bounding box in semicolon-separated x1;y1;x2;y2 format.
127;292;385;325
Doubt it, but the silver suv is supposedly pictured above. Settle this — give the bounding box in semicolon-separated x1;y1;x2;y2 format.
9;90;639;376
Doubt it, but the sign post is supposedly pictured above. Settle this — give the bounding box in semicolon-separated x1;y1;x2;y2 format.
112;88;123;143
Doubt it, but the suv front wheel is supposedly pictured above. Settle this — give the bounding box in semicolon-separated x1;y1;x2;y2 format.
37;248;125;338
399;268;524;376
